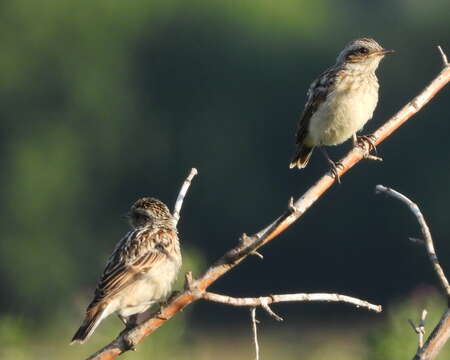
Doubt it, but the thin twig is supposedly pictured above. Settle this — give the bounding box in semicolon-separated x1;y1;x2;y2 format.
409;237;426;246
250;308;260;360
419;310;428;349
414;309;450;360
260;298;284;321
202;291;382;313
86;45;450;360
409;310;428;350
375;185;450;297
173;168;198;225
438;46;449;67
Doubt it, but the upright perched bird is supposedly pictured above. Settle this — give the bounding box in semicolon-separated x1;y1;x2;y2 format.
71;197;181;344
289;37;393;181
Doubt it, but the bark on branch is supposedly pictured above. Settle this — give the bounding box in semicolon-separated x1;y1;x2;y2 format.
86;46;450;360
202;291;382;315
227;290;382;359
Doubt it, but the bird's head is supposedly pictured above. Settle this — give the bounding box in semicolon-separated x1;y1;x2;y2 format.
336;37;394;71
127;197;173;228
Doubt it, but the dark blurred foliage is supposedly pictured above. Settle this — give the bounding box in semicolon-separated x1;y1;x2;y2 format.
0;0;449;341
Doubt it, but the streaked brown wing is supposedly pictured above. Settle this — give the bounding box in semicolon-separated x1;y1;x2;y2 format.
295;68;337;146
96;252;163;298
87;229;171;309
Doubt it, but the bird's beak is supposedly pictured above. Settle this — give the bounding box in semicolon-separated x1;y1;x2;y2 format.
122;211;131;219
376;49;395;56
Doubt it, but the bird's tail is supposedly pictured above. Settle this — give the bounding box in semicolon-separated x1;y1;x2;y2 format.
70;304;107;345
289;146;314;169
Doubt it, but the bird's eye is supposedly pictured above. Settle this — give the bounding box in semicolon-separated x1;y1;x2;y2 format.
135;213;149;223
357;47;369;54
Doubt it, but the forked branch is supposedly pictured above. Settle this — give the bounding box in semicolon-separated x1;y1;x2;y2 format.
409;309;428;351
202;290;381;358
86;46;450;360
375;185;450;360
202;291;382;315
375;185;450;297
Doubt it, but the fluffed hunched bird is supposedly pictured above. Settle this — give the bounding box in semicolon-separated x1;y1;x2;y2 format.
71;197;181;344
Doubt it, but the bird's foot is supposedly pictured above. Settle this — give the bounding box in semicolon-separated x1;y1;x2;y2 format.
155;310;168;321
328;161;344;184
320;147;343;184
122;334;137;351
118;314;128;327
355;134;382;161
154;303;170;321
118;322;137;351
118;314;139;330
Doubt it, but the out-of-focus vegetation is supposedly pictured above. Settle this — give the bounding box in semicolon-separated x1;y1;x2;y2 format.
0;0;449;358
1;291;449;359
367;290;450;360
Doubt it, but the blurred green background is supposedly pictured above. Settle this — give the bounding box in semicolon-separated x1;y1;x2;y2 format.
0;0;449;358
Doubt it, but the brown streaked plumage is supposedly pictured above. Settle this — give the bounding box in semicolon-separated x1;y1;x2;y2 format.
71;197;181;344
290;66;340;168
289;38;393;179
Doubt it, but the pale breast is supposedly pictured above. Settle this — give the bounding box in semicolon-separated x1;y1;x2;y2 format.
114;244;182;318
308;73;379;146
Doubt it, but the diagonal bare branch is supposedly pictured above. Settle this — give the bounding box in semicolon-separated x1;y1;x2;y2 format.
173;168;198;225
375;183;450;360
375;185;450;297
438;46;449;67
86;46;450;360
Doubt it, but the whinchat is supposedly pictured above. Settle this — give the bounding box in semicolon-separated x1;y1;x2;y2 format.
289;37;393;182
71;197;181;344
